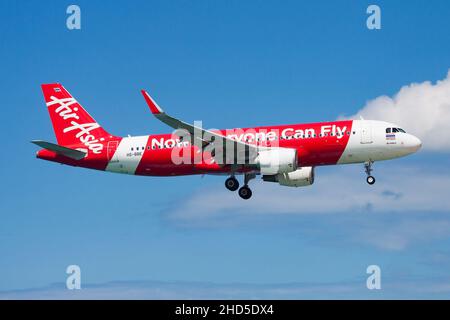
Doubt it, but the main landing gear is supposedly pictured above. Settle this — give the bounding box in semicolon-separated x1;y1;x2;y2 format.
225;176;239;191
364;161;376;185
238;185;252;200
225;173;255;200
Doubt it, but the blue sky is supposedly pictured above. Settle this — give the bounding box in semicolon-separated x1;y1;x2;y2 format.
1;0;450;298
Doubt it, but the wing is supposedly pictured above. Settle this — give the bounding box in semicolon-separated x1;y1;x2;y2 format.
141;90;259;166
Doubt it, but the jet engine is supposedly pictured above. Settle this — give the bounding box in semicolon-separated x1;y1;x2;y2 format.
256;148;297;175
263;166;315;187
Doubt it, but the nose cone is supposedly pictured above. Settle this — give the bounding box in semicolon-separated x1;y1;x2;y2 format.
404;134;422;153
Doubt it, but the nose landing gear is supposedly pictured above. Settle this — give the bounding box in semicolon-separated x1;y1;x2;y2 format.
366;175;376;185
364;161;376;185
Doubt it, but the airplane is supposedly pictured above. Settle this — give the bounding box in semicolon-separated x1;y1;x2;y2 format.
32;83;422;200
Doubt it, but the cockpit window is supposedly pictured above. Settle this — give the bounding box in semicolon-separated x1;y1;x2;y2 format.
387;127;406;133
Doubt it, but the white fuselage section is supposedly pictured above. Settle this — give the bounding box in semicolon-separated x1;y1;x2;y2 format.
338;120;422;164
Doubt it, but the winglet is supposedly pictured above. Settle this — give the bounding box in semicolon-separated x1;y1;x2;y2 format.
141;90;165;115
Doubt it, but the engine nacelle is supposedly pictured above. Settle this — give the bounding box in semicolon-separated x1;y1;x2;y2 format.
256;148;297;175
263;167;315;187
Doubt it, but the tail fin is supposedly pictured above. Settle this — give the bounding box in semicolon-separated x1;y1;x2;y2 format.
41;83;112;154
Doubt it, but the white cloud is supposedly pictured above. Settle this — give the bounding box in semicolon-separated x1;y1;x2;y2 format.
168;165;450;225
357;219;450;251
165;164;450;251
348;70;450;151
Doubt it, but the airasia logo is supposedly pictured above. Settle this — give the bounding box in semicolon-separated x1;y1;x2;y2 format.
47;96;104;154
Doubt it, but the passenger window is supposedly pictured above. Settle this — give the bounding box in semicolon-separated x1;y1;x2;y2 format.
398;128;406;133
386;128;391;133
392;128;399;133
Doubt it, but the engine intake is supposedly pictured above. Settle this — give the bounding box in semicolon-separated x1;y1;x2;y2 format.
256;148;297;175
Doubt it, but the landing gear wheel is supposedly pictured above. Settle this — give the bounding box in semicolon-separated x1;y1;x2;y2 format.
225;177;239;191
238;186;252;200
364;161;375;185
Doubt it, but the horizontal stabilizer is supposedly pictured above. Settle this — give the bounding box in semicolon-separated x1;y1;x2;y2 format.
31;140;87;160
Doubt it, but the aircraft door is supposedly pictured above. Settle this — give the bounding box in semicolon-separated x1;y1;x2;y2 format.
360;124;373;144
107;140;119;162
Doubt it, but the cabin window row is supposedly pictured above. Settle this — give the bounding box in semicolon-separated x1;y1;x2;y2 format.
277;131;354;140
238;131;356;143
131;146;168;151
129;131;357;151
131;146;153;151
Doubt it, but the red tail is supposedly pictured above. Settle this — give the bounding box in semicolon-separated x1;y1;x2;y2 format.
41;83;112;154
